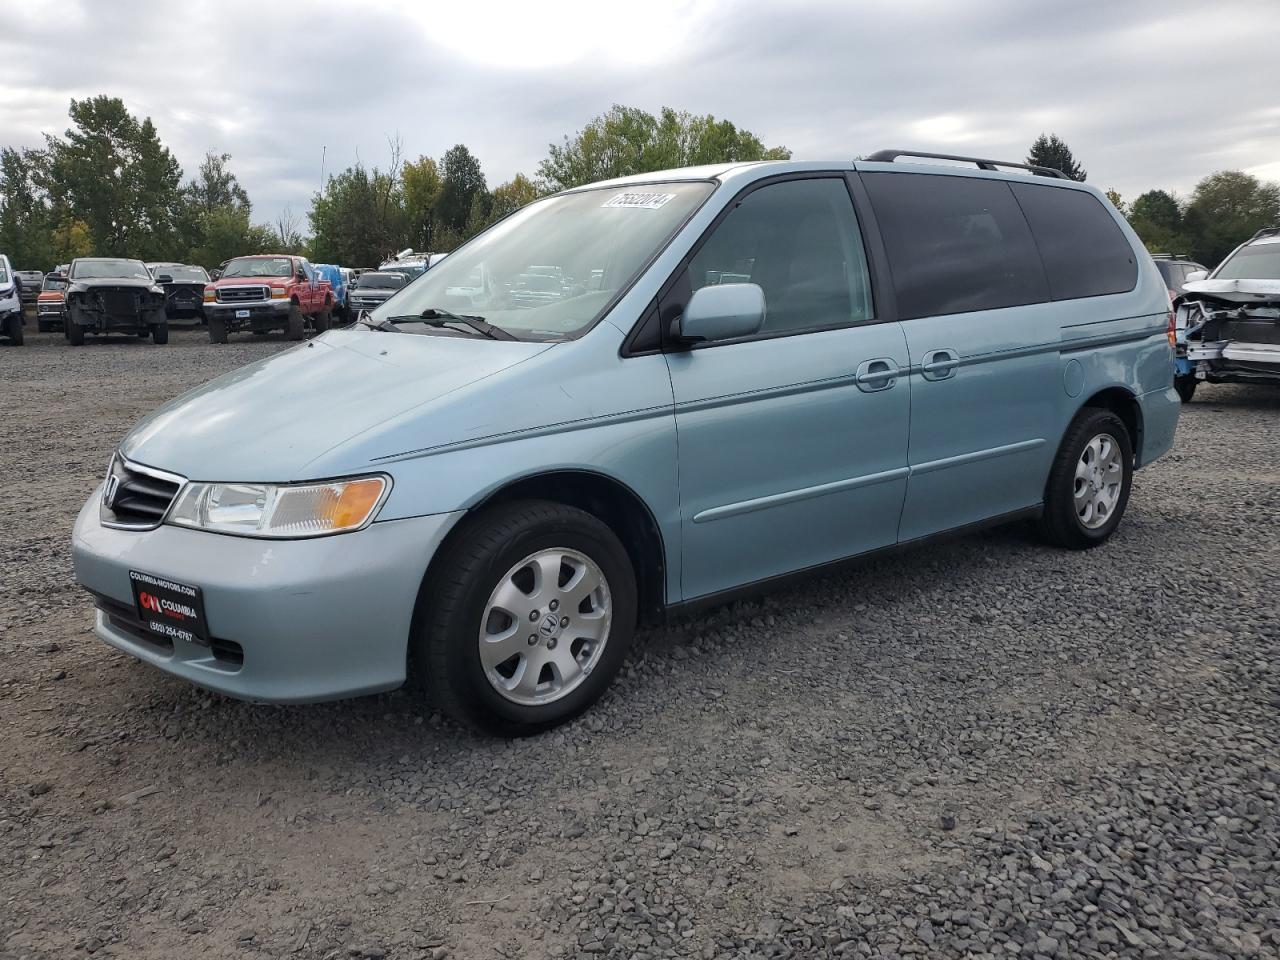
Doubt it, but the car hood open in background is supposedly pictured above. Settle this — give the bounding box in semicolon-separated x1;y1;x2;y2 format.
120;330;553;481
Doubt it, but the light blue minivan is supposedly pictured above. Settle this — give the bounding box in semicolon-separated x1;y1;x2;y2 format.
72;151;1180;734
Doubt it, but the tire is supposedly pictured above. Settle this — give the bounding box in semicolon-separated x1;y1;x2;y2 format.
1174;374;1197;403
5;314;23;345
67;321;85;346
1039;407;1133;550
286;304;305;341
137;330;150;339
415;500;638;736
151;322;168;345
208;315;228;344
313;305;332;333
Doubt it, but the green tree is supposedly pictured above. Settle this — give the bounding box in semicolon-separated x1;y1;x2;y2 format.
1104;188;1126;216
0;147;55;268
435;144;487;235
308;163;405;266
1026;133;1086;181
1182;171;1280;268
402;155;442;251
538;104;790;191
1127;189;1190;255
45;96;183;258
187;207;275;270
177;151;254;264
486;173;540;224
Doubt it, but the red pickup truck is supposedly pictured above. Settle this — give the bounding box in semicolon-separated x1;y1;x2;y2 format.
203;254;335;343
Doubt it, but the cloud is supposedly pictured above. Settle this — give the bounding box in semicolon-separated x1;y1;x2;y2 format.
0;0;1277;223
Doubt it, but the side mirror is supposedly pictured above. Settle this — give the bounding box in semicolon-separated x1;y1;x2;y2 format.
1184;270;1207;283
676;283;766;344
156;274;174;285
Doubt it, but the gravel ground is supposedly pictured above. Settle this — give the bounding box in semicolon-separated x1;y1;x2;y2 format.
1;325;1277;960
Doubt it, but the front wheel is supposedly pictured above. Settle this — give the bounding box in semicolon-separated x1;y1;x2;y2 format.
1174;374;1197;403
150;322;169;345
286;304;305;341
415;500;638;736
4;314;23;345
1039;408;1133;549
67;321;85;345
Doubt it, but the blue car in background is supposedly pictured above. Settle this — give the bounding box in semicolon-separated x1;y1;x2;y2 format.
72;151;1179;735
313;264;348;322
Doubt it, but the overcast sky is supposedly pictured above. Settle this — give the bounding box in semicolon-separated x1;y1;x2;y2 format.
2;0;1277;225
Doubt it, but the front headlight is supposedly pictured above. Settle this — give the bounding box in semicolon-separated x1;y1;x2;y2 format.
166;475;389;538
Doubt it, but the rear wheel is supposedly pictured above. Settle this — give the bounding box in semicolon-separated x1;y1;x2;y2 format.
313;305;332;332
1039;407;1133;549
286;304;305;340
208;315;228;344
151;322;169;345
1174;374;1197;403
415;500;637;736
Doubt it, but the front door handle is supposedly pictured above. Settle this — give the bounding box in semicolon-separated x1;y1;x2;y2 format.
921;348;960;381
855;358;899;392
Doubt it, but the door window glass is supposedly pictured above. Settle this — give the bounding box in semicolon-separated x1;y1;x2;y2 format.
862;173;1049;319
1010;182;1137;299
687;178;873;335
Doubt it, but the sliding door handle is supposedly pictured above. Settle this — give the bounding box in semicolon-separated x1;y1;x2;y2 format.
921;348;960;381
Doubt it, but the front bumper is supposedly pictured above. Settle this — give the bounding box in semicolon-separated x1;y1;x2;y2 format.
72;485;463;703
205;299;291;329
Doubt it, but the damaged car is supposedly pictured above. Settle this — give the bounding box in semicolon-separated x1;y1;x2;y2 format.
1175;227;1280;402
64;258;170;346
147;262;210;323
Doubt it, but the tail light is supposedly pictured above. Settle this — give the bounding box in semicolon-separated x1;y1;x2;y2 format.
1166;308;1176;347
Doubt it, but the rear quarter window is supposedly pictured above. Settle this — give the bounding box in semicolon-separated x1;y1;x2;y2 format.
861;172;1049;320
1010;183;1137;300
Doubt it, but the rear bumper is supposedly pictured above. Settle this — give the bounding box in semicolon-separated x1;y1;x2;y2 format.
1136;385;1180;468
72;485;464;703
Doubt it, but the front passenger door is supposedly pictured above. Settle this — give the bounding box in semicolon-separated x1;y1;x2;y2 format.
664;176;911;601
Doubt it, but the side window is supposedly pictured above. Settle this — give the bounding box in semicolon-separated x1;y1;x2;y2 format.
861;172;1049;320
686;177;873;335
1010;182;1137;300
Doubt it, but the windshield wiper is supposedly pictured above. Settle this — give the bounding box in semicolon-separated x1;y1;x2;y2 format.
383;307;517;341
357;315;402;333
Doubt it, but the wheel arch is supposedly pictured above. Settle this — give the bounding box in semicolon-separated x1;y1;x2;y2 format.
422;469;668;628
1078;386;1143;462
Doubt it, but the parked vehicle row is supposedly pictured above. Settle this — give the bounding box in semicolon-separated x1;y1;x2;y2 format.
71;153;1181;734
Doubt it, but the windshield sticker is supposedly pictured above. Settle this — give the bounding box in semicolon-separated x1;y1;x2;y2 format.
602;192;676;210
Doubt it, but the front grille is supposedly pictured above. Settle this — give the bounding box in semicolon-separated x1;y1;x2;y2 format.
101;289;141;314
101;456;183;529
216;285;267;303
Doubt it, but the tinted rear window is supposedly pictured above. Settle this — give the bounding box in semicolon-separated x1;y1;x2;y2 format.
1010;183;1136;299
862;173;1048;320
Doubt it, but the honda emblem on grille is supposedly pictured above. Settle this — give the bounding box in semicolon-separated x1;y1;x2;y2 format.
103;471;120;509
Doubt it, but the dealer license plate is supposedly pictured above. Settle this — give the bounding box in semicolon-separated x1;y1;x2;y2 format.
129;570;209;646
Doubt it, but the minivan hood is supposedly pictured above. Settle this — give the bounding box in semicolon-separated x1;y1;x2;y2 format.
121;329;552;481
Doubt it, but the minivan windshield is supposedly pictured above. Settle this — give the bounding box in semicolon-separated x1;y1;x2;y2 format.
222;257;294;279
1215;243;1280;281
370;181;714;339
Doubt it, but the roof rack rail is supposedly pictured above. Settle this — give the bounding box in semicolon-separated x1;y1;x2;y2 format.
863;149;1071;180
1150;253;1191;260
1248;226;1280;241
